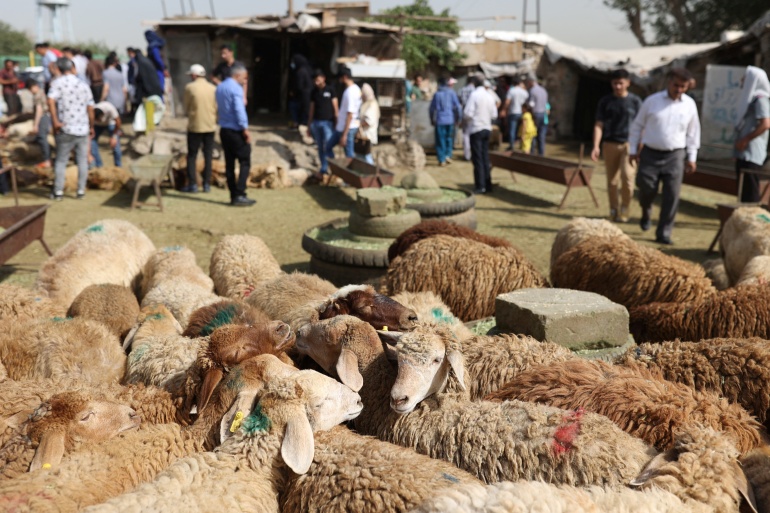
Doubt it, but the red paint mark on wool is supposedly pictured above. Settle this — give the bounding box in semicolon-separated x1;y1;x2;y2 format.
552;408;584;455
242;284;254;298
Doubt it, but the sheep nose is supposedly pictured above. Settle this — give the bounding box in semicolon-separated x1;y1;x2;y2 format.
408;314;418;322
357;399;363;408
391;395;409;408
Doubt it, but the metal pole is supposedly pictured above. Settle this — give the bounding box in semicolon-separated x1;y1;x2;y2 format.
36;3;43;43
180;0;186;16
189;0;195;14
288;0;294;17
522;0;526;32
209;0;216;18
160;0;168;18
536;0;541;33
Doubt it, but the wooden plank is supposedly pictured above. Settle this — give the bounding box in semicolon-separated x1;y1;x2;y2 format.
490;151;593;187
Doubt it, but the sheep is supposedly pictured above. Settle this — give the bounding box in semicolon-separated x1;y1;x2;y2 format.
387;235;548;322
702;257;731;290
0;391;140;480
246;273;417;332
0;355;296;511
81;361;362;513
411;426;754;513
0;284;65;323
616;337;770;429
209;234;283;299
141;279;221;328
182;298;270;338
66;284;140;339
391;290;474;341
740;445;770;513
0;317;125;384
550;217;630;269
551;238;716;310
629;284;770;343
737;255;770;286
387;219;513;262
139;246;214;300
720;205;770;285
34;219;156;308
295;316;656;487
485;358;764;453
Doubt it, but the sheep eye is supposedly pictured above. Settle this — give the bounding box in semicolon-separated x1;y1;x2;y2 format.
433;357;443;364
81;412;95;422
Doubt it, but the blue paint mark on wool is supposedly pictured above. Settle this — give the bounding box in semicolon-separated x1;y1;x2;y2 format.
147;313;164;320
431;307;456;325
241;404;271;435
200;304;237;336
441;473;460;483
85;224;103;233
51;316;72;322
163;246;183;252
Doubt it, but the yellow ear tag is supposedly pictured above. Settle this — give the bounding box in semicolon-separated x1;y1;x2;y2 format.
382;326;388;331
229;411;244;433
42;463;52;470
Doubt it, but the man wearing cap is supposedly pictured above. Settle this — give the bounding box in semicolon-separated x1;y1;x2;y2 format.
182;64;217;193
429;75;462;166
47;57;95;200
0;59;21;115
525;75;549;155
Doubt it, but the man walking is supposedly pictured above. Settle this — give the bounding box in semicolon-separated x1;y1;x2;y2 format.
212;44;246;106
182;64;217;193
459;76;476;161
47;58;94;200
84;50;105;102
330;66;361;158
429;76;462;166
463;74;498;194
216;64;255;206
0;60;21;115
628;67;700;245
90;100;122;168
525;76;549;155
502;77;528;150
307;69;338;179
35;42;61;89
590;68;643;222
734;66;770;202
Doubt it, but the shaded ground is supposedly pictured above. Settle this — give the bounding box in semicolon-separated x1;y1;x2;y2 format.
0;127;729;289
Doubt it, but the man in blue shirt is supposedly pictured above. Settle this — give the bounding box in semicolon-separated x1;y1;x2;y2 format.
734;66;770;203
430;76;462;166
216;65;255;206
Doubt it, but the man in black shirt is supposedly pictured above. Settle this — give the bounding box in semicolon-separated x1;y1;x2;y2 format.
591;68;643;222
211;44;246;105
307;69;339;178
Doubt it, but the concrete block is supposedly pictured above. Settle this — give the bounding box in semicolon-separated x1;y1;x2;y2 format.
495;288;629;350
355;187;407;217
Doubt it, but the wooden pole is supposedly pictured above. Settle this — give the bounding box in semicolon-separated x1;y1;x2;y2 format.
288;0;294;17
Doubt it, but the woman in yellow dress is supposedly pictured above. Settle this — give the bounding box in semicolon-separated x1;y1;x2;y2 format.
519;102;537;153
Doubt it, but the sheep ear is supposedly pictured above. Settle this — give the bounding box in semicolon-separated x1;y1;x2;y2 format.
629;449;676;486
447;349;466;391
29;430;65;472
4;409;33;431
281;407;314;475
219;389;257;444
197;367;224;415
377;330;403;347
317;299;339;319
122;324;140;352
733;461;759;513
335;348;363;392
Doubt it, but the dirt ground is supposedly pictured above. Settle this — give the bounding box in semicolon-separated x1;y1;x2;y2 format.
0;123;729;289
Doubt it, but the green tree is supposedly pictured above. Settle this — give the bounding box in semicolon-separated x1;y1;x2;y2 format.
0;21;33;55
376;0;463;74
605;0;769;46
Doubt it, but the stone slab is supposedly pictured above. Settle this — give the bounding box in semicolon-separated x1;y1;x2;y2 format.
356;188;407;217
495;288;629;350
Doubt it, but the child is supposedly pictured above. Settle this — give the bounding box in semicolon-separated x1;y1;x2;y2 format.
519;103;537;153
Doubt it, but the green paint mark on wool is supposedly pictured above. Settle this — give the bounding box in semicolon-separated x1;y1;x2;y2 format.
431;307;456;325
441;473;460;483
130;345;148;362
758;213;770;224
85;224;103;233
225;367;244;390
163;245;183;252
147;313;164;320
200;304;237;336
51;316;72;322
241;404;271;435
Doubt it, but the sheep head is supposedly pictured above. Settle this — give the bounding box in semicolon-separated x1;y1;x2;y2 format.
123;304;183;351
196;322;295;415
386;323;465;414
183;299;270;338
26;391;140;472
220;365;362;474
318;285;418;332
294;315;386;392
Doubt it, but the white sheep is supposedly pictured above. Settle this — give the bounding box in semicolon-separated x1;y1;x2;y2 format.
209;234;283;300
720;206;770;285
139;246;215;301
550;217;629;269
295;316;656;487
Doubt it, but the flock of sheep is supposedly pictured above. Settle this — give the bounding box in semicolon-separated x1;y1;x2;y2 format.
0;208;769;512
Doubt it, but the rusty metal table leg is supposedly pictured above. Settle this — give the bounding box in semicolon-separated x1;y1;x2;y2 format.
708;226;723;254
38;237;53;256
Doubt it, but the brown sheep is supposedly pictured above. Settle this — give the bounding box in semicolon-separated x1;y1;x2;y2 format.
387;235;548;321
486;359;764;454
209;234;283;299
551;238;716;310
67;284;141;339
0;284;65;323
0;391;140;479
629;284;770;343
387;219;513;262
617;337;770;429
183;299;270;338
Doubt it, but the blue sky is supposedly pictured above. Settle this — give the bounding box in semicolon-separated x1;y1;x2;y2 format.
5;0;640;52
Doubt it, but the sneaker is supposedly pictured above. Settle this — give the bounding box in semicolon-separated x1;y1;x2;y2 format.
655;236;673;245
76;190;85;199
619;207;630;223
445;157;453;165
49;191;63;201
230;196;256;207
35;161;51;170
180;184;198;193
609;209;618;222
640;215;652;231
202;183;211;193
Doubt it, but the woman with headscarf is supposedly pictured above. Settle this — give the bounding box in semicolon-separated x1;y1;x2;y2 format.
145;30;167;94
734;66;770;202
291;54;313;127
357;83;380;165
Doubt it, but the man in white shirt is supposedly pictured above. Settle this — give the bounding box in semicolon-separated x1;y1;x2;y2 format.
330;66;361;158
628;67;700;245
463;74;498;194
502;77;529;150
